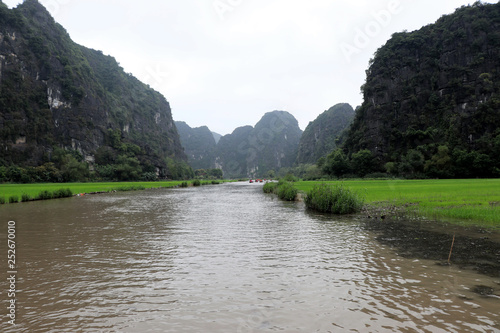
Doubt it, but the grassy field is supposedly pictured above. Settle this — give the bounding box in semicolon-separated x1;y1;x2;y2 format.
294;179;500;228
0;181;188;202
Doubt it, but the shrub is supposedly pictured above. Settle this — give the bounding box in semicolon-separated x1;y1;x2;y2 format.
116;185;145;192
364;172;391;179
305;183;364;214
0;197;5;204
180;182;189;188
21;193;33;202
9;195;19;204
211;180;221;185
142;172;158;181
282;173;299;182
263;182;278;194
276;182;298;201
192;179;201;187
53;188;73;198
36;190;53;200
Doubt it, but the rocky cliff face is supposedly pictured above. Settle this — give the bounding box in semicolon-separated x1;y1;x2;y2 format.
344;2;500;177
296;103;354;164
175;121;216;170
214;111;302;178
0;0;187;178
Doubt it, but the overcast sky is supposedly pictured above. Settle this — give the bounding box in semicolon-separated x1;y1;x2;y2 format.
4;0;497;135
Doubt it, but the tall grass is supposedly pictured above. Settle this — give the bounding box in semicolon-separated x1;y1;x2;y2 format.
263;181;298;201
263;182;278;193
276;182;298;201
21;193;33;202
304;183;364;214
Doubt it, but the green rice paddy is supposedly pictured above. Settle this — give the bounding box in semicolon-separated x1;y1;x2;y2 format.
295;179;500;228
0;181;186;202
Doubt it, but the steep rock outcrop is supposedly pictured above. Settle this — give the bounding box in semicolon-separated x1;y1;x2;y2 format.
0;0;187;177
296;103;354;164
175;121;216;170
344;2;500;177
215;111;302;178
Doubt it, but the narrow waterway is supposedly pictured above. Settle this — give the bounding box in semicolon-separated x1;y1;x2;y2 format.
1;182;499;332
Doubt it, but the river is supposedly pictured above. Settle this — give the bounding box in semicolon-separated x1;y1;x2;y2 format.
1;182;499;332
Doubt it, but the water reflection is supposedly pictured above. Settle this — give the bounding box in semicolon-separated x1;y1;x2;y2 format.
0;183;499;332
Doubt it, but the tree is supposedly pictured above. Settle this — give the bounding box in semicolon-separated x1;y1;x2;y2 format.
61;156;89;182
114;155;142;181
351;149;374;177
425;145;452;178
399;149;425;178
323;149;351;177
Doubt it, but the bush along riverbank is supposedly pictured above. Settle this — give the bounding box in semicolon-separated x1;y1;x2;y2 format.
263;180;298;201
264;181;364;214
304;183;364;214
3;188;73;204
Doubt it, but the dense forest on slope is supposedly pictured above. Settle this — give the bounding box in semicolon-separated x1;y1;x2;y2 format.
175;121;217;170
214;111;302;178
0;0;190;182
341;2;500;178
296;103;355;164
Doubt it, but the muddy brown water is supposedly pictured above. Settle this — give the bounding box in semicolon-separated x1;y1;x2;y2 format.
0;182;499;332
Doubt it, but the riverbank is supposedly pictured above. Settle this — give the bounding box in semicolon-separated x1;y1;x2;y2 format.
0;180;229;204
294;179;500;229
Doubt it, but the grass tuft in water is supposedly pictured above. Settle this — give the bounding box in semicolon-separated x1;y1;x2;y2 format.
263;182;278;194
304;183;364;214
276;181;298;201
21;193;33;202
36;190;53;200
52;188;73;198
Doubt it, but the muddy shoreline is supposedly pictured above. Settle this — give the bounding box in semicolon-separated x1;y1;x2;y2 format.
359;213;500;297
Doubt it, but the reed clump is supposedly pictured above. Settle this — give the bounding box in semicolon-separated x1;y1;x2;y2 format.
36;190;53;200
277;181;298;201
263;182;278;194
21;193;33;202
263;181;298;201
52;188;73;198
304;183;364;214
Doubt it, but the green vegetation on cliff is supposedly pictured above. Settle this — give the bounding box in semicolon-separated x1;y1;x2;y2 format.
215;111;302;179
297;103;355;164
341;2;500;179
175;121;217;170
0;0;190;181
